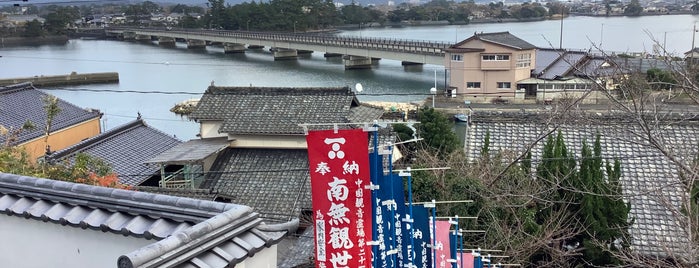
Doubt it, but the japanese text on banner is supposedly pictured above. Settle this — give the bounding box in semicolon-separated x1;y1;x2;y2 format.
306;129;372;268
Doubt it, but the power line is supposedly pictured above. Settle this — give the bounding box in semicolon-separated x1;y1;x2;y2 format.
0;55;262;68
39;86;440;96
102;112;191;122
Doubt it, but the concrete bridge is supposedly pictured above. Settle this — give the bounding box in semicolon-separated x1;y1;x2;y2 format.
105;27;450;69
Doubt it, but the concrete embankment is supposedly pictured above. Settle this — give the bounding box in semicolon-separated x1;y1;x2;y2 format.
0;36;69;47
0;72;119;87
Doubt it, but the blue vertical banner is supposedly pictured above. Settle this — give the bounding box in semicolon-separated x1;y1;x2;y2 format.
449;230;459;268
370;129;382;268
412;204;433;268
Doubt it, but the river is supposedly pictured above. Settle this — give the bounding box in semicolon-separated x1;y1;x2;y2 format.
0;14;696;140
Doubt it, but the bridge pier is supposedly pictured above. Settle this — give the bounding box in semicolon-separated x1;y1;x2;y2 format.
158;37;176;47
343;55;373;70
186;39;207;49
324;53;342;58
223;43;246;53
272;48;298;61
135;34;151;42
122;32;136;40
401;61;423;71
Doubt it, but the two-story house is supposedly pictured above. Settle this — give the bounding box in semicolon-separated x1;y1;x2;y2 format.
445;32;626;103
445;31;537;101
148;85;385;223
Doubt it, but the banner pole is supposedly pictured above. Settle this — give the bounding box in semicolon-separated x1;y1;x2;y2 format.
387;144;398;267
431;200;437;268
406;167;416;268
371;122;380;268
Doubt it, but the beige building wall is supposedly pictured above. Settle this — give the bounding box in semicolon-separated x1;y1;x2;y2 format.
446;41;536;101
19;118;101;161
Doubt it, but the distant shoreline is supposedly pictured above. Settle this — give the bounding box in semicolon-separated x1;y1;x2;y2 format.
0;35;69;47
338;12;696;30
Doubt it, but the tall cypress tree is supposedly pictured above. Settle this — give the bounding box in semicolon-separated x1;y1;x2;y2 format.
576;134;630;265
535;132;630;265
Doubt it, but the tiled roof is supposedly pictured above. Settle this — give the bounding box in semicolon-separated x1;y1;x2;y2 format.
46;119;182;186
0;83;101;145
534;49;565;75
533;50;631;80
278;227;315;268
538;51;587;79
452;31;537;50
0;172;295;268
463;111;698;259
189;86;383;135
201;148;311;223
146;137;229;164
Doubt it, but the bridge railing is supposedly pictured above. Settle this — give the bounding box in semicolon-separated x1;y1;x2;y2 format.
107;27;450;56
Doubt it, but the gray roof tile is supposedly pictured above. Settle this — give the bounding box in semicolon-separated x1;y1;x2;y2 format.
453;31;537;50
0;172;295;268
146;137;229;164
0;83;102;145
46;119;182;186
190;86;383;135
201;148;311;223
464;112;698;259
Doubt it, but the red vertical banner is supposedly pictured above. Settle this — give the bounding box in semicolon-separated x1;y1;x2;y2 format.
433;220;452;268
306;129;372;268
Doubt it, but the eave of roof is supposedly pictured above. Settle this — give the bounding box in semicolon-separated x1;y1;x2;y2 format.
443;47;485;53
146;137;229;164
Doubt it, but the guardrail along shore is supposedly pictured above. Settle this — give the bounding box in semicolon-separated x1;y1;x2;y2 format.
0;72;119;87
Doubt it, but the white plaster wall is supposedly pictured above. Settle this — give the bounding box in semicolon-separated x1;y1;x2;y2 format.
200;121;227;138
230;135;307;149
239;245;278;268
0;216;153;268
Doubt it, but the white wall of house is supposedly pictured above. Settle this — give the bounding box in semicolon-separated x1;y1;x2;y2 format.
238;245;278;268
0;216;152;268
200;120;227;138
230;134;307;149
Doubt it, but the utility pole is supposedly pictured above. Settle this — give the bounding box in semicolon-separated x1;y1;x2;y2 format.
559;11;564;49
692;24;697;65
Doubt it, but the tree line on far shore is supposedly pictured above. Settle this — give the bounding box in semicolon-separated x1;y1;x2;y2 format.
4;0;693;37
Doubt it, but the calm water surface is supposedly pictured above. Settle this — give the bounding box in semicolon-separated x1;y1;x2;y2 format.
1;14;696;140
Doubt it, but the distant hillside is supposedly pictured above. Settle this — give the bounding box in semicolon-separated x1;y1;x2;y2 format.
0;0;480;8
0;0;487;6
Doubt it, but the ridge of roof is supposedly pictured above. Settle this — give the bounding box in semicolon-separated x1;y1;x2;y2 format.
205;86;353;95
118;205;257;268
0;173;237;223
0;82;33;94
48;119;149;160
